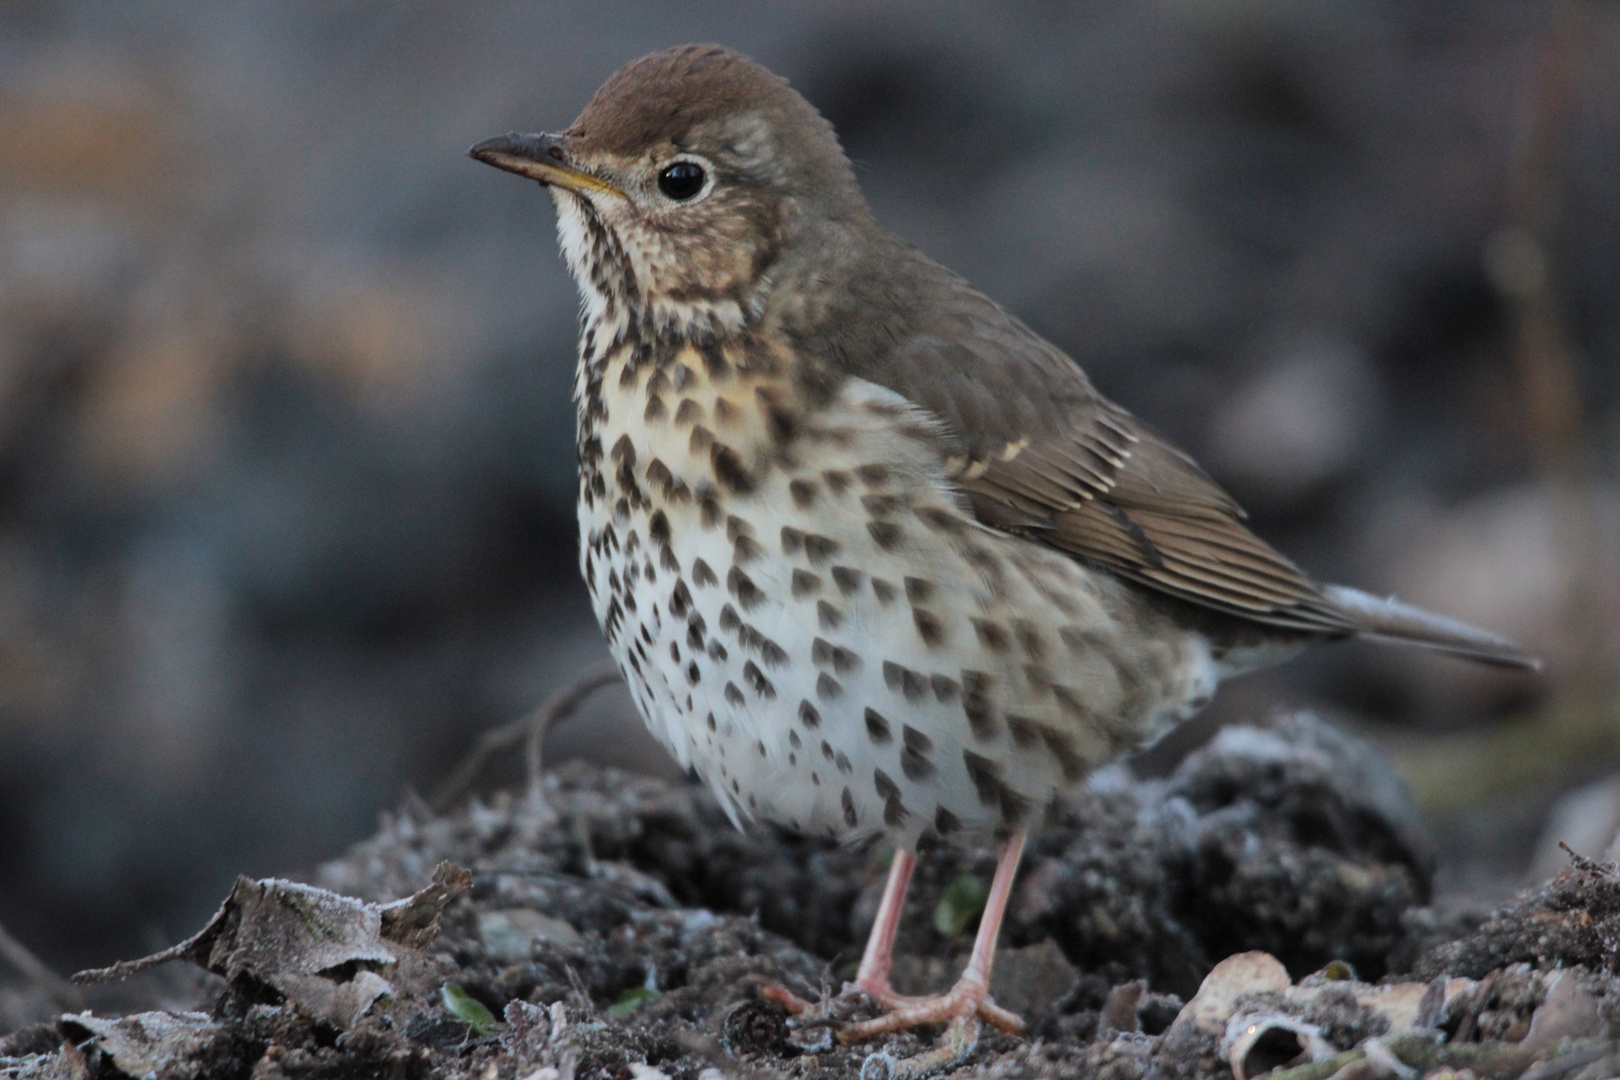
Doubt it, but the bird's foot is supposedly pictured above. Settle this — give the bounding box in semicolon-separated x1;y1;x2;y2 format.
842;976;1025;1041
759;976;1023;1077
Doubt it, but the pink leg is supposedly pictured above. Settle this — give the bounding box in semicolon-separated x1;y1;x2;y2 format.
853;847;917;997
841;830;1029;1044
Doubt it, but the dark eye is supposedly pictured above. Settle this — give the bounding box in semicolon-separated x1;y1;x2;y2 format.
657;161;706;201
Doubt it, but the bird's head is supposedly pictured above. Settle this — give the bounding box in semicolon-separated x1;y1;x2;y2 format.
471;44;869;342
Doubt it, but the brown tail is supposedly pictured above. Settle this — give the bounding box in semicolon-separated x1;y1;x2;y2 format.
1321;584;1541;670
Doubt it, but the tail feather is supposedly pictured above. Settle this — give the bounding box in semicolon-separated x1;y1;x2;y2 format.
1321;584;1541;671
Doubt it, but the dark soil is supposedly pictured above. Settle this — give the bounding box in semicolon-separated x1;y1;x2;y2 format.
3;712;1616;1079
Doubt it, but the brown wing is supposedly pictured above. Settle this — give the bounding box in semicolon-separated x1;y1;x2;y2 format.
957;397;1354;633
822;254;1355;635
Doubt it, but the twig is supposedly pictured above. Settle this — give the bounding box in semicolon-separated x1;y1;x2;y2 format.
1486;0;1609;696
430;661;621;813
0;916;83;1012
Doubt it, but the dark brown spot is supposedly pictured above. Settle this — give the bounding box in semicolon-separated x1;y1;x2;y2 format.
816;599;842;629
963;750;1000;807
661;546;680;572
799;700;821;728
903;578;934;604
689;425;714;453
645;458;674;494
934;806;961;836
727;567;765;610
724;682;745;706
882;661;927;702
913;609;945;647
874;769;907;827
1013;620;1045;660
917;506;963;532
669;580;693;618
871;578;898;604
861;493;904;516
674;398;702;425
864;708;892;745
788;729;802;749
610;434;635;464
856;463;890;487
711;444;753;494
867;521;903;550
707;713;716;731
961;670;997;739
821;739;836;760
837;750;852;773
759;639;788;667
733;534;764;564
901;725;936;781
687;662;700;684
822;469;852;494
692;558;718;587
831;566;865;594
699;342;730;378
842;787;858;827
763;402;798;443
816;673;842;700
789;479;817;509
1043;727;1085;781
930;674;960;702
812;638;860;673
743;661;774;699
803;534;840;565
791;569;821;598
669;641;680;663
718;604;741;631
873;768;899;801
643;395;666;422
1000;787;1032;826
699;492;722;529
972;619;1011;652
713;396;739;423
780;526;804;554
1052;685;1093;721
1007;715;1038;749
708;641;728;660
648;510;671;546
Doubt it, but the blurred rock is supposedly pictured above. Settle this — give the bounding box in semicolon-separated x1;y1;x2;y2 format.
1206;332;1381;509
1366;484;1618;723
1528;773;1620;883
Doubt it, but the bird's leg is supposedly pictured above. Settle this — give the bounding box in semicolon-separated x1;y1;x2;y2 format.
851;846;917;999
841;830;1028;1048
759;846;918;1019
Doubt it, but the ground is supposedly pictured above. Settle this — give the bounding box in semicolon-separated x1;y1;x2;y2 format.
2;712;1617;1079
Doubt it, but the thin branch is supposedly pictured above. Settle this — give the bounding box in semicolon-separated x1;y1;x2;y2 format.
430;661;622;813
0;916;83;1012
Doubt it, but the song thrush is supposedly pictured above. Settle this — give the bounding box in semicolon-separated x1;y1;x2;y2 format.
470;44;1535;1072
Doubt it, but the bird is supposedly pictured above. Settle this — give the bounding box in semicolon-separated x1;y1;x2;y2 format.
470;43;1536;1071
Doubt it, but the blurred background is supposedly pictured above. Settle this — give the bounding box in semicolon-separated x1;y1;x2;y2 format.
0;0;1616;997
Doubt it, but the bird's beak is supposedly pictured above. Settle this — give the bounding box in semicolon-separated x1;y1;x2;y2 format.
467;132;623;198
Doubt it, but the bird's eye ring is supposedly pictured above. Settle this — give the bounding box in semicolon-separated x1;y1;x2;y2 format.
658;161;707;201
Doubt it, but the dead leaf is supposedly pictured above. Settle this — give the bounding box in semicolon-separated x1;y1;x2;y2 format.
73;861;469;1030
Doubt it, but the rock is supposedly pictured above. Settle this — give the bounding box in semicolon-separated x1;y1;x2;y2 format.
477;910;584;964
989;941;1080;1022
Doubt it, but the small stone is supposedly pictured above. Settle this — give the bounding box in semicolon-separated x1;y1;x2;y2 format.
1173;952;1291;1036
478;910;584;964
987;939;1078;1021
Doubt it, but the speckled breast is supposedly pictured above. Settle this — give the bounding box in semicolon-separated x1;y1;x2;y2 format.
575;327;1220;846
